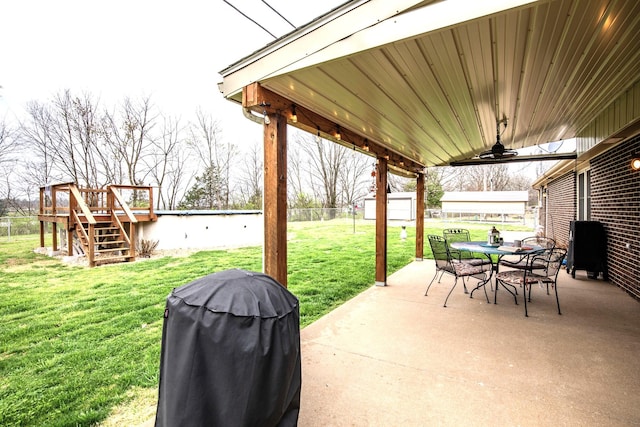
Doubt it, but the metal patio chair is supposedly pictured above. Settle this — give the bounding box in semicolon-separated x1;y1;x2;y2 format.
426;235;490;307
499;236;556;271
443;228;493;267
495;248;566;317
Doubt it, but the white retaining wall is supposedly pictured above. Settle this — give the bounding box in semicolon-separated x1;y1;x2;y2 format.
137;210;263;250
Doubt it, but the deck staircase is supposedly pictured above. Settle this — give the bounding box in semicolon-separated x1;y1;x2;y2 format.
74;220;132;265
38;183;157;267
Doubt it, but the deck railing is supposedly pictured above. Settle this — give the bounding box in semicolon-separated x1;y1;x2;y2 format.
39;183;155;220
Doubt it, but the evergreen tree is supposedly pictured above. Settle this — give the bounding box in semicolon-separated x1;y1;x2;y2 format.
178;166;224;209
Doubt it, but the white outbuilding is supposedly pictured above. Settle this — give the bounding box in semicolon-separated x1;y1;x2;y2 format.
363;192;417;221
440;191;529;222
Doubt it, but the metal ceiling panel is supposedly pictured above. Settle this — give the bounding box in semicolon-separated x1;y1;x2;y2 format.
225;0;640;169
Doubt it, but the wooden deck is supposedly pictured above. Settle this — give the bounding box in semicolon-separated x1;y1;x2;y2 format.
38;183;157;267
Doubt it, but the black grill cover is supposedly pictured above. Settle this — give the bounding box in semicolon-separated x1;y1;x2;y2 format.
155;269;301;427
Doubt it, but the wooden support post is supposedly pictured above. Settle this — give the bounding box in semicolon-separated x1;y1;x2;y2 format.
39;188;45;248
88;224;95;267
375;157;388;286
52;222;58;252
67;225;73;256
415;172;425;261
50;186;57;251
68;191;76;256
129;222;136;262
263;113;288;287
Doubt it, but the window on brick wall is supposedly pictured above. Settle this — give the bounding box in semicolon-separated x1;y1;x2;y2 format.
577;169;591;221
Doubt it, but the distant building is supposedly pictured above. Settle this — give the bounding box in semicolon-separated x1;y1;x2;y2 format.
363;192;416;221
440;191;528;222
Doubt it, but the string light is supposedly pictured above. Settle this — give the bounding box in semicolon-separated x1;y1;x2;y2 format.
259;102;271;125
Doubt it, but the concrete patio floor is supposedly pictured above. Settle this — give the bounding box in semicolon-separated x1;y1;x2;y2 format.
297;260;640;426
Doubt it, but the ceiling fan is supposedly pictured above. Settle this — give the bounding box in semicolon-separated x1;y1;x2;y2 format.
478;116;517;159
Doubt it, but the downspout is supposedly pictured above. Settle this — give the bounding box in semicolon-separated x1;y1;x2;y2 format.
243;107;266;124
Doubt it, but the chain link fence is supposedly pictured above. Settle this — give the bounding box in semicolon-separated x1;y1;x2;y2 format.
0;216;40;241
1;208;395;242
287;208;364;222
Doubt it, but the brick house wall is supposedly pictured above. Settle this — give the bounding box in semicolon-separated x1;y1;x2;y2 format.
589;136;640;299
544;172;576;249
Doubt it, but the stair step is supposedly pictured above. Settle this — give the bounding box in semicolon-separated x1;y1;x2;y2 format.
94;231;120;237
94;255;134;265
95;247;129;254
96;240;126;246
95;234;121;239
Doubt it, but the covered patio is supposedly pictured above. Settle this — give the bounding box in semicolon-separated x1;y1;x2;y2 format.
297;260;640;426
219;0;640;290
214;1;640;423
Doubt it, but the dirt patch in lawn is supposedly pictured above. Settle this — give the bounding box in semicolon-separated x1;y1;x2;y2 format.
99;387;157;427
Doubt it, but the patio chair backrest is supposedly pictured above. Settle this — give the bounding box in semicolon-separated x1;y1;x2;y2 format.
529;248;566;279
443;228;471;244
522;236;555;249
527;248;567;282
443;228;479;261
428;235;451;270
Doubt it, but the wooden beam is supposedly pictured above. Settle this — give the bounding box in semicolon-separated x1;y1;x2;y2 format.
67;226;73;256
109;186;138;224
69;184;97;225
52;222;58;252
263;112;288;287
243;83;424;175
375;157;388;286
415;172;425;261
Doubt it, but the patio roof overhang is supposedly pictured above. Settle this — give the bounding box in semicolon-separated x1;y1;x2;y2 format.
219;0;640;173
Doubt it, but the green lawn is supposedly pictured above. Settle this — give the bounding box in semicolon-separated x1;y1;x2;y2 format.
0;219;531;426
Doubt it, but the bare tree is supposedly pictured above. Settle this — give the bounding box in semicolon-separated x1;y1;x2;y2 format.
298;133;348;210
287;141;315;208
444;164;511;191
102;96;157;186
186;108;237;209
49;90;104;187
338;149;371;206
236;140;263;209
0;117;18;212
147;115;192;209
0;116;16;169
18;91;114;189
387;172;407;193
19;101;59;188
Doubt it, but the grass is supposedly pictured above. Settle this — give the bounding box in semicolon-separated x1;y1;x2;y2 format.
0;219;532;426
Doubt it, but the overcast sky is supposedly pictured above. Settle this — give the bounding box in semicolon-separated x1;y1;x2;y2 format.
0;0;344;148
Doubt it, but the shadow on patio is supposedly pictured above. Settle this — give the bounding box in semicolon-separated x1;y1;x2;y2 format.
298;260;640;426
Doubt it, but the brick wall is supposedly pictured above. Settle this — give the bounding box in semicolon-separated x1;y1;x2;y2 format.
545;172;576;249
590;136;640;299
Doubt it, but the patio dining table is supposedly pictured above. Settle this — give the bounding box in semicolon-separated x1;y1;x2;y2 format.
450;241;543;304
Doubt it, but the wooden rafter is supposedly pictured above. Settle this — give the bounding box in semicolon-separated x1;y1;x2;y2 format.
243;83;425;175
